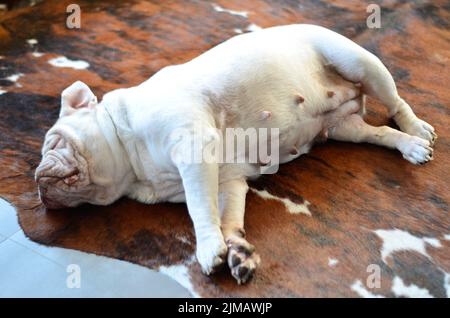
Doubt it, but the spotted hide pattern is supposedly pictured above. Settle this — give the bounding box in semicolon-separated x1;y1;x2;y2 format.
0;0;449;297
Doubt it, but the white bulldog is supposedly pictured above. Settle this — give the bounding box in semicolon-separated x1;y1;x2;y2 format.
35;24;436;284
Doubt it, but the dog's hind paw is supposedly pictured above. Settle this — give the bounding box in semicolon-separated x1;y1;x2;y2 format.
399;135;433;165
402;118;437;146
226;236;260;284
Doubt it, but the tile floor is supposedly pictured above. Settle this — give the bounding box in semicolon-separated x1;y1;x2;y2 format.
0;198;192;297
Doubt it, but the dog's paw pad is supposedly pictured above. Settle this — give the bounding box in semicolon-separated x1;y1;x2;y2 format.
226;236;260;284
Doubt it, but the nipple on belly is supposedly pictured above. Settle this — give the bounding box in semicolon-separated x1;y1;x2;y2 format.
260;110;272;120
290;147;299;156
295;94;305;105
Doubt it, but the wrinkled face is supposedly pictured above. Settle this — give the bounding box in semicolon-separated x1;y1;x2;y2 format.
35;81;131;209
36;127;92;208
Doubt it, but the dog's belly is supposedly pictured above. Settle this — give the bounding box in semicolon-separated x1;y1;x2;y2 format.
206;55;361;171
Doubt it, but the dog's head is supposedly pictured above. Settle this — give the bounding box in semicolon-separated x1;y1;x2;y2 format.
35;81;133;209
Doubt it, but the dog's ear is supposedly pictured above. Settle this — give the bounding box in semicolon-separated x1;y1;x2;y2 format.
60;81;97;117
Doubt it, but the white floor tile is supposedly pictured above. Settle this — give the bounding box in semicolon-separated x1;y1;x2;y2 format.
0;238;83;297
0;238;192;297
78;257;193;297
10;230;102;270
0;198;20;238
0;198;192;297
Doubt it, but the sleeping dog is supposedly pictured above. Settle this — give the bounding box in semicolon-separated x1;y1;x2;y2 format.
35;24;436;284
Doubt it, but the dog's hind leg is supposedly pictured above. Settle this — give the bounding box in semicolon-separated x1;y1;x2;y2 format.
311;26;437;144
219;178;260;284
328;111;433;165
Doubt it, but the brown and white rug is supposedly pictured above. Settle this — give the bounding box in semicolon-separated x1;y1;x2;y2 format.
0;0;449;297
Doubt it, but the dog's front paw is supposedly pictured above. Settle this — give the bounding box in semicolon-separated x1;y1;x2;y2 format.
196;233;227;275
226;236;260;284
399;135;433;165
402;118;437;145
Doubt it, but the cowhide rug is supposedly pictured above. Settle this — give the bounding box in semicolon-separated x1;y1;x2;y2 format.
0;0;449;297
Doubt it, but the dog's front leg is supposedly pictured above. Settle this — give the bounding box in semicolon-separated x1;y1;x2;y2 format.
176;147;227;275
220;178;260;284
